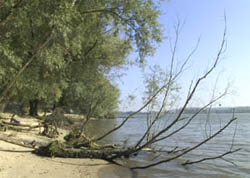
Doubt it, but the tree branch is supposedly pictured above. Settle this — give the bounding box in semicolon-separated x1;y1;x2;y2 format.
182;148;241;166
136;23;226;150
131;116;237;169
95;84;167;141
135;23;200;148
151;90;227;144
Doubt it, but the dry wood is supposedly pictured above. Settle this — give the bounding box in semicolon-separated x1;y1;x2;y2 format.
0;134;47;149
182;148;241;165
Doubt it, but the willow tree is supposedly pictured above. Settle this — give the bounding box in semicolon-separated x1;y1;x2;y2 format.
0;0;162;116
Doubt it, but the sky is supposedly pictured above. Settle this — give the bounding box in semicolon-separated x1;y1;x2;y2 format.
118;0;250;111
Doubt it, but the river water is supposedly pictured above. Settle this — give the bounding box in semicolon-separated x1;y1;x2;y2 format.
86;113;250;178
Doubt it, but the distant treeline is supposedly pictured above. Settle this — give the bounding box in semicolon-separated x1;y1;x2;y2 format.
118;107;250;118
175;107;250;114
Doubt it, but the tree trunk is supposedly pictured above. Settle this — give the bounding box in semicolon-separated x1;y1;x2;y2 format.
29;99;38;116
0;103;6;113
33;140;133;160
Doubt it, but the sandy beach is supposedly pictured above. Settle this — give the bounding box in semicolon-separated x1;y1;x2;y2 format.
0;140;109;178
0;114;131;178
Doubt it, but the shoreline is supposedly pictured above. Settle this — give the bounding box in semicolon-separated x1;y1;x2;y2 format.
0;140;132;178
0;113;132;178
0;140;107;178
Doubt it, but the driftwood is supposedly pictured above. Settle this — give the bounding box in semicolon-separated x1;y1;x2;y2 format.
0;120;42;132
0;119;48;149
0;134;48;149
1;120;41;128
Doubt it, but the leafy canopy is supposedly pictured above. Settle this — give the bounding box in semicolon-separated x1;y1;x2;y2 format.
0;0;163;117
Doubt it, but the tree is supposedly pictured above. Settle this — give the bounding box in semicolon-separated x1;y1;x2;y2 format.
61;71;120;118
0;0;163;116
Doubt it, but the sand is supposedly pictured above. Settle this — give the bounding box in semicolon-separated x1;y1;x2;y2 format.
0;113;132;178
0;140;111;178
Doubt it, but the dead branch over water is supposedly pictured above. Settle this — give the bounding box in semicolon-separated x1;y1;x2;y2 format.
0;17;241;170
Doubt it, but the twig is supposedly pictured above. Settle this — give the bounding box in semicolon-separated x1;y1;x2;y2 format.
151;91;227;144
182;148;241;165
135;22;227;151
135;21;199;148
230;109;237;151
221;157;237;167
95;84;167;141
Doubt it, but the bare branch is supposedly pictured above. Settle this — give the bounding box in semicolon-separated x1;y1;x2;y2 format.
131;116;237;169
137;23;227;149
135;66;174;147
230;110;238;151
205;73;223;138
175;37;200;78
182;148;241;166
151;90;227;144
135;20;197;148
95;84;167;141
221;157;237;167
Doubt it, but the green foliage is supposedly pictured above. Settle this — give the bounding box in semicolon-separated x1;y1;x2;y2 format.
143;65;167;110
0;0;163;117
39;140;67;157
143;64;180;141
62;72;120;118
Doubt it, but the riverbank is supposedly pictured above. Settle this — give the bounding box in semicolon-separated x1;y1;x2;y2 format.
0;140;109;178
0;113;132;178
0;140;134;178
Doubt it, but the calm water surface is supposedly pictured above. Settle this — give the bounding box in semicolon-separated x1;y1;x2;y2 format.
86;113;250;178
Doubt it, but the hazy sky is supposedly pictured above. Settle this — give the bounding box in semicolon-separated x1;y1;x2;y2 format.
118;0;250;111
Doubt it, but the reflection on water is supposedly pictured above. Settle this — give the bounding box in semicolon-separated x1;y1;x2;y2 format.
87;113;250;178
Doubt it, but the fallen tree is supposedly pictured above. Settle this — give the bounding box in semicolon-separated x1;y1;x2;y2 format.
0;16;241;170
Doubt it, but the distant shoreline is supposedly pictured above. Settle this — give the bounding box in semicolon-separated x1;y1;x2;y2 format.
117;106;250;118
